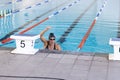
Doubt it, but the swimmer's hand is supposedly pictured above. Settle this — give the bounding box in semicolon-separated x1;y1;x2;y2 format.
46;26;51;30
40;26;51;36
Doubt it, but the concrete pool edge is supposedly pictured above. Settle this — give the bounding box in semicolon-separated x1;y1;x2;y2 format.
1;47;120;80
0;47;109;59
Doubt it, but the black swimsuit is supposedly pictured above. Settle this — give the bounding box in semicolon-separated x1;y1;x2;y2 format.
45;41;56;50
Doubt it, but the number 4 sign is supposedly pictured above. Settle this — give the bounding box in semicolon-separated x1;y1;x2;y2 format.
10;34;39;54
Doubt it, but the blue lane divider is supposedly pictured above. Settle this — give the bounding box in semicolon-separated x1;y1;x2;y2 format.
25;6;32;9
95;0;107;20
16;0;22;2
48;0;80;18
12;10;20;14
0;0;22;6
1;0;51;17
36;3;41;6
1;0;81;44
18;0;81;34
0;1;67;43
57;0;97;44
77;0;107;50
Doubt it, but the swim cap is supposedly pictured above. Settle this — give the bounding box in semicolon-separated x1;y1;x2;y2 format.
49;33;55;39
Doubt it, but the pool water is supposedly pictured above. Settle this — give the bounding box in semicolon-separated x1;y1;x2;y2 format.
0;0;120;53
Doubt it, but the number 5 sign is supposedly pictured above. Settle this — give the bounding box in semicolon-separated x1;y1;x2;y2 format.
10;34;39;54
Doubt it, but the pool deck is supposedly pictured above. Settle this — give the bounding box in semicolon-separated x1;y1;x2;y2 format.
0;48;120;80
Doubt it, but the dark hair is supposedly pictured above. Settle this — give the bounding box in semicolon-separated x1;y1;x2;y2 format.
49;33;55;39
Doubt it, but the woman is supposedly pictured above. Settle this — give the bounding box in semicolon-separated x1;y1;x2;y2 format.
40;26;61;51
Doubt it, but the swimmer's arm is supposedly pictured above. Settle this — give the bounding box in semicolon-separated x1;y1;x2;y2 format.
40;26;51;43
57;44;61;51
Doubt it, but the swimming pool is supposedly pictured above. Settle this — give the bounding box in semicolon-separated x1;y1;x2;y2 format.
0;0;120;53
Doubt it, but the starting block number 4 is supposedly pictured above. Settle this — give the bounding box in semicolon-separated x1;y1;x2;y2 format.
10;34;39;54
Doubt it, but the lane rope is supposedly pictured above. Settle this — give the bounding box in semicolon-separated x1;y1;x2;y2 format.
77;0;107;50
0;1;67;42
1;0;81;44
0;0;22;6
0;0;50;18
57;0;97;43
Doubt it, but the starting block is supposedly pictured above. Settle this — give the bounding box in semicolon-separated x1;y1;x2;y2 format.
10;34;39;54
109;38;120;60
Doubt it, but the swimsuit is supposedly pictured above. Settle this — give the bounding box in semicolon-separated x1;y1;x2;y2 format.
45;41;57;50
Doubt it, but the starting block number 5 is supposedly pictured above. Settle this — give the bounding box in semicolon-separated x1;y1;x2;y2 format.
16;40;35;50
10;34;39;54
20;40;34;48
20;40;26;48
